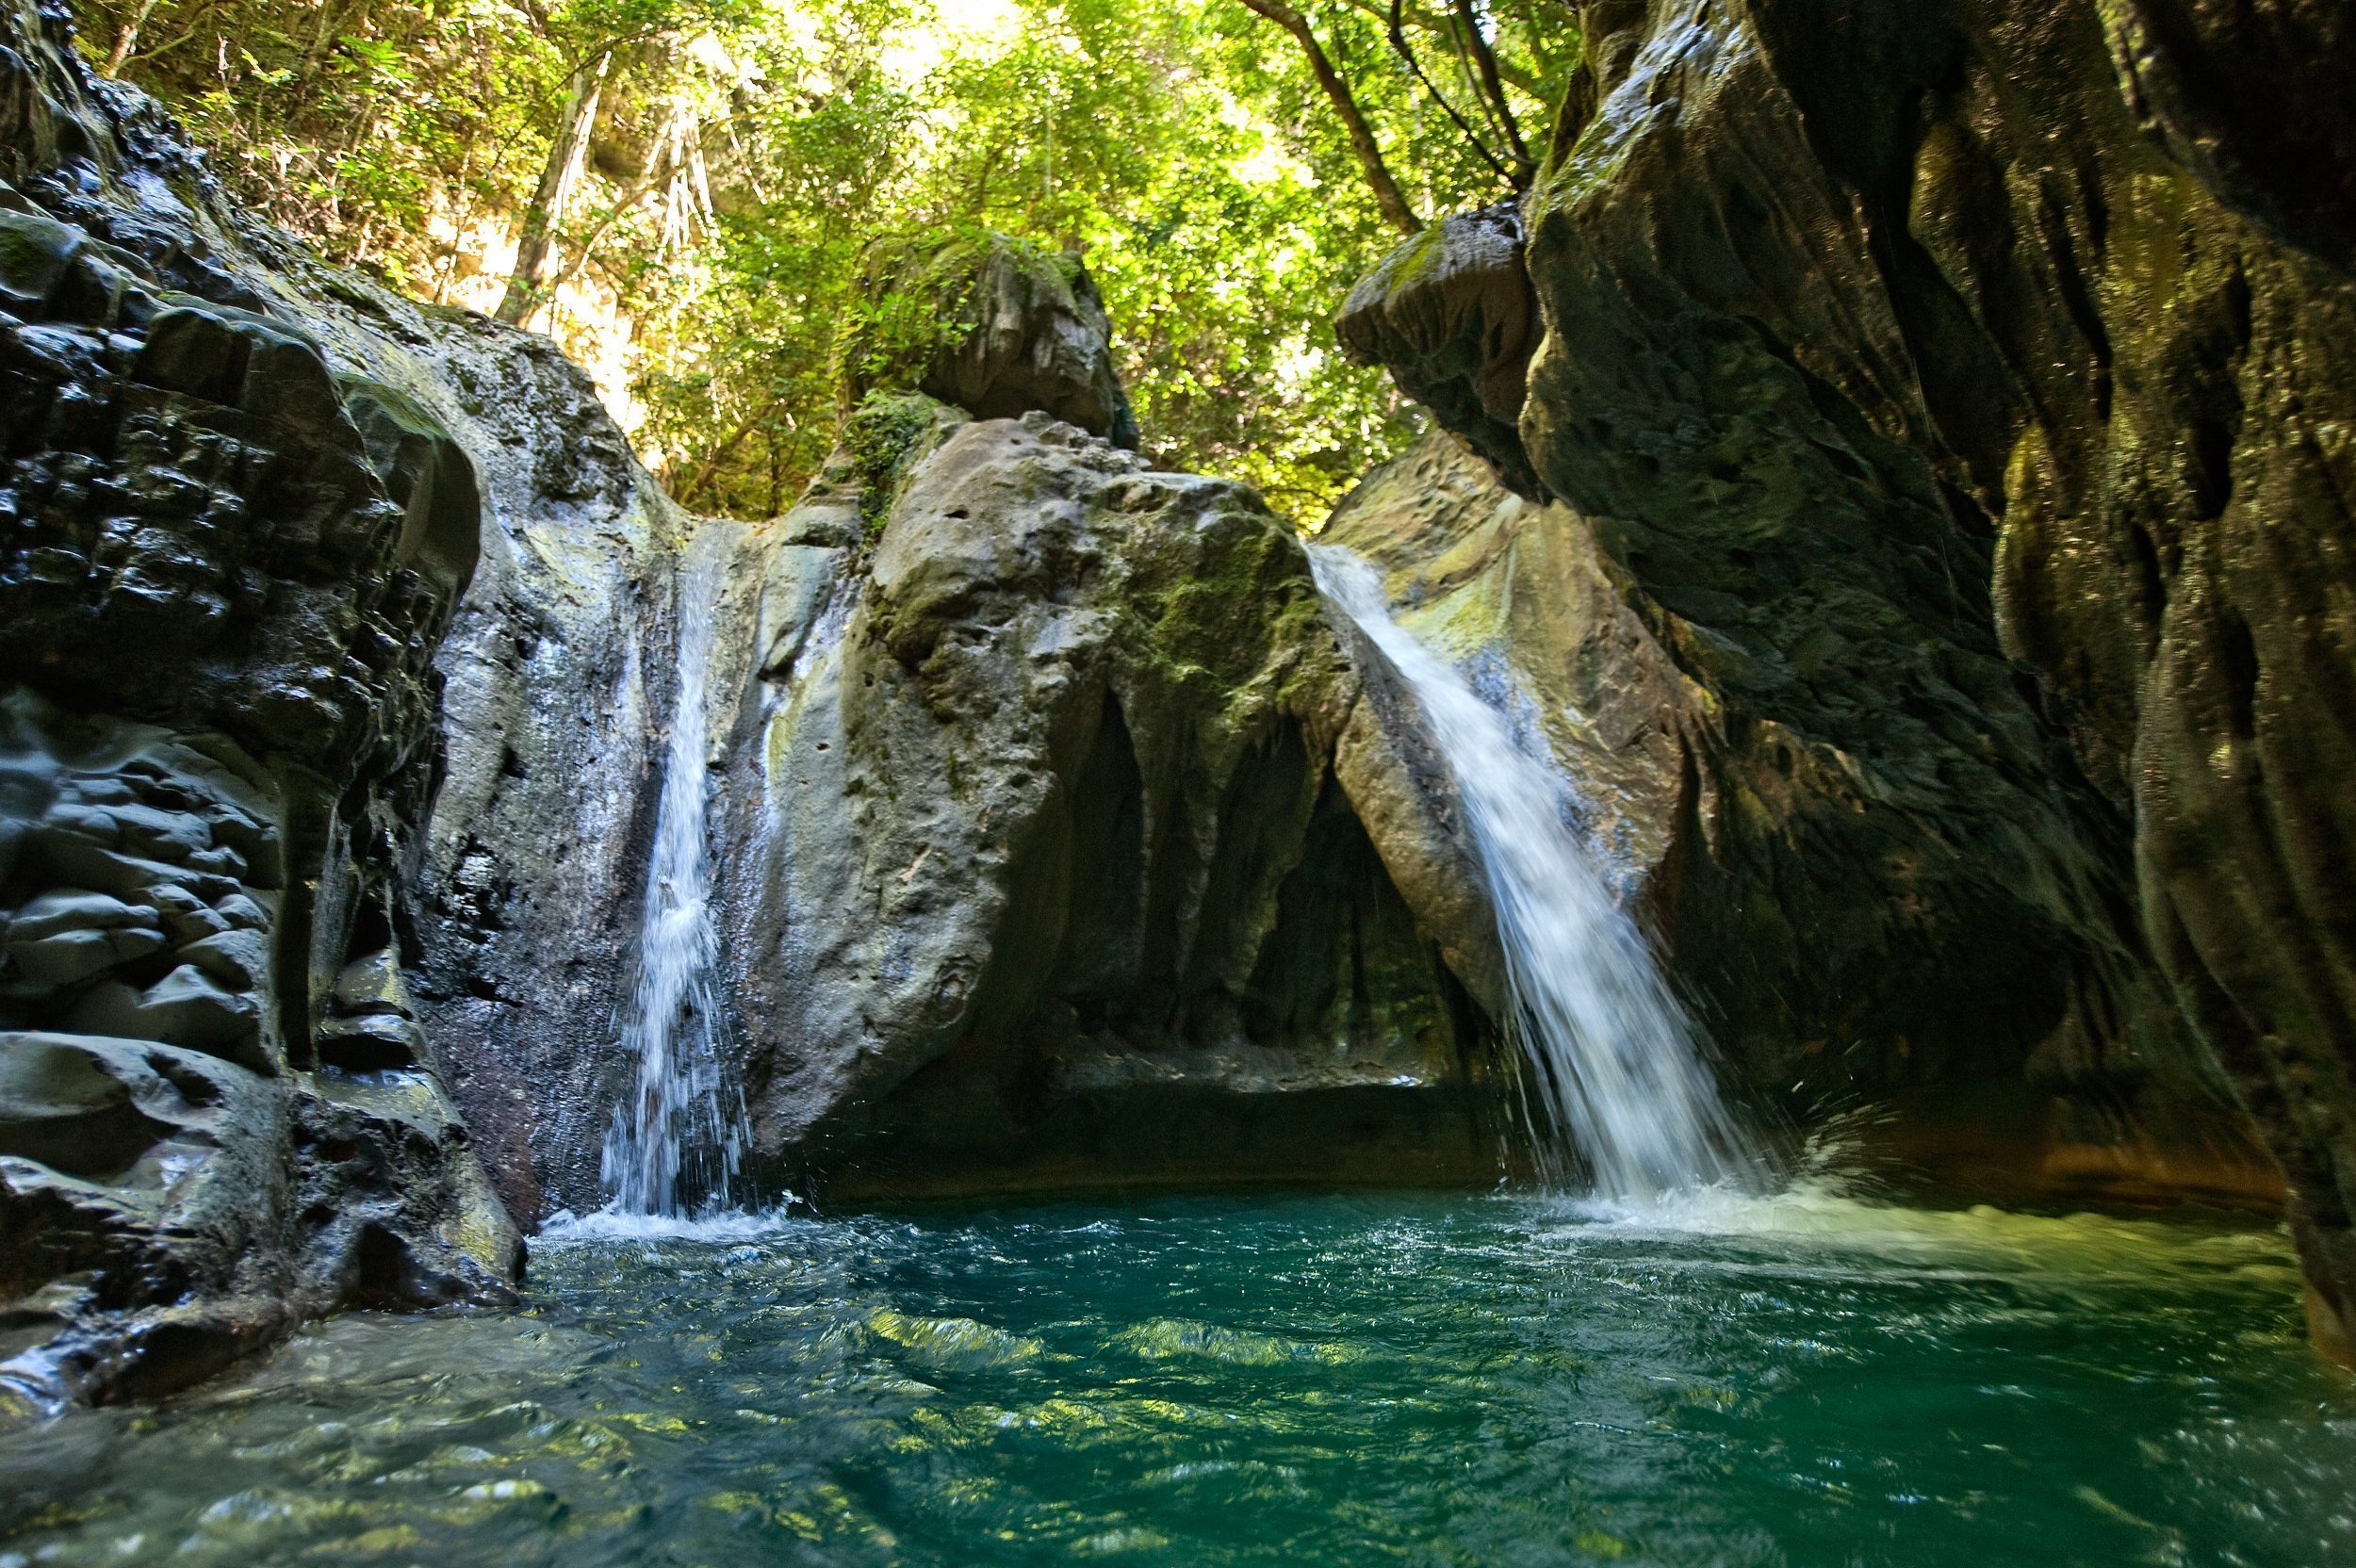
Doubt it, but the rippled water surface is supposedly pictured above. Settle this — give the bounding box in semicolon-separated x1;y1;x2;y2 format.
6;1190;2353;1567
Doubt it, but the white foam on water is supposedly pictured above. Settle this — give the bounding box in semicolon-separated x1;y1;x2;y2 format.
1310;544;1759;1200
538;1204;802;1245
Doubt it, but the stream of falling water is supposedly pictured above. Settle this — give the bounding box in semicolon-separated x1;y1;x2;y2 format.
1309;546;1757;1200
598;526;747;1217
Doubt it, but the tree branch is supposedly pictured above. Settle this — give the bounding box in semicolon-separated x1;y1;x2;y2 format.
674;393;788;509
1235;0;1422;235
1451;0;1533;178
1385;0;1516;188
1338;0;1545;97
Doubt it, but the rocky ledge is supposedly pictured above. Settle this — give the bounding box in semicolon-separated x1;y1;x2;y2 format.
0;0;578;1407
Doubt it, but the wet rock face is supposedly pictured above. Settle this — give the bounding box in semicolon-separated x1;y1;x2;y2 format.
1325;433;2279;1208
407;225;1513;1212
1344;0;2353;1353
1335;203;1543;500
401;325;690;1223
703;413;1501;1196
0;0;519;1407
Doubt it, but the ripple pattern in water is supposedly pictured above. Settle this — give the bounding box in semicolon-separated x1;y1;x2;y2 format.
4;1193;2352;1566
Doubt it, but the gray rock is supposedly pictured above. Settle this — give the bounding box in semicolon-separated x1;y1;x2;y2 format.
177;929;268;993
329;947;409;1018
0;1032;177;1182
700;413;1497;1198
148;885;229;943
314;1012;424;1070
1335;202;1542;500
836;233;1138;448
0;208;81;311
7;889;159;943
62;966;265;1070
0;0;523;1406
5;924;167;988
208;893;268;931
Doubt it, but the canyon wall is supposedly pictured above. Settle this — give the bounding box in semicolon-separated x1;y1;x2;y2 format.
0;0;526;1406
8;0;2349;1394
1342;0;2353;1354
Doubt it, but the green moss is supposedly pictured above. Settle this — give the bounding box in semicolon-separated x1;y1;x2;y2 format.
843;390;953;537
1121;504;1343;731
0;208;79;305
1381;225;1453;294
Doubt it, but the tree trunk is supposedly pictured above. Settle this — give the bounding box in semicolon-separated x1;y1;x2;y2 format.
496;49;612;326
101;0;162;75
1236;0;1421;235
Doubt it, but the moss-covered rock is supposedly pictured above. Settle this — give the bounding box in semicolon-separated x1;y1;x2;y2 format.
839;390;964;537
1334;201;1542;500
700;413;1505;1195
834;231;1138;448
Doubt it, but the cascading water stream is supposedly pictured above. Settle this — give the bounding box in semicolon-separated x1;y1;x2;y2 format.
599;527;748;1217
1309;545;1758;1200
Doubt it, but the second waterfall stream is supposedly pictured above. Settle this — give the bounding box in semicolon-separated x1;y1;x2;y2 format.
1310;545;1758;1200
600;526;750;1217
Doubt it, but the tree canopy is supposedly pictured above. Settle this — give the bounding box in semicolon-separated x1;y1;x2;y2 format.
74;0;1581;520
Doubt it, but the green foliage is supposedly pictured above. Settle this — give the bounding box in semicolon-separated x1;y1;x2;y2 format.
76;0;1580;522
842;390;954;535
829;229;1064;414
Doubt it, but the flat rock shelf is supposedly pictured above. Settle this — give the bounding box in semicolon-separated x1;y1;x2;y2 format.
3;1190;2350;1567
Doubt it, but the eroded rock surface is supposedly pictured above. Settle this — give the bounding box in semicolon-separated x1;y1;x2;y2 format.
396;230;1513;1213
1337;203;1542;500
0;0;529;1407
1326;433;2278;1208
711;412;1500;1196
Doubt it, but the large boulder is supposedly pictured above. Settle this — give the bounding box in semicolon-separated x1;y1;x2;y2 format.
835;232;1138;449
1335;202;1543;500
411;225;1518;1211
708;411;1500;1195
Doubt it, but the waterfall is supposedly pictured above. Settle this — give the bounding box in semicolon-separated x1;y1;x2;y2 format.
600;527;748;1217
1309;546;1756;1200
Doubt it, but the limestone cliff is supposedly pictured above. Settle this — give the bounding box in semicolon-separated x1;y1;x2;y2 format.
1341;0;2355;1356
